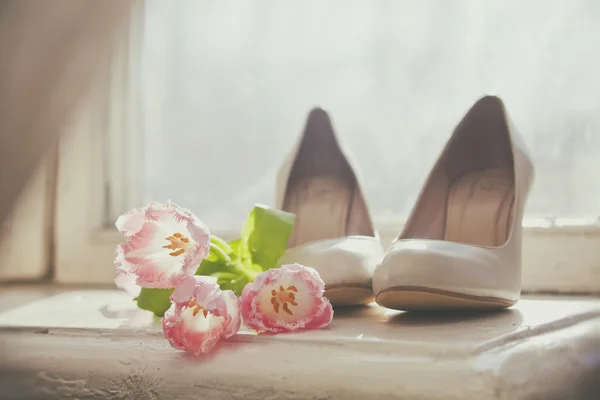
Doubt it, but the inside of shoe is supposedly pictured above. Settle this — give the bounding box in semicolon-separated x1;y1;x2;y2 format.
401;97;516;247
286;175;352;247
444;168;514;246
283;109;374;248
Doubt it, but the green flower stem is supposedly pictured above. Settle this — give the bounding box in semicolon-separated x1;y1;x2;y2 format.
210;235;234;255
209;242;257;282
230;259;258;282
209;242;232;264
212;272;238;281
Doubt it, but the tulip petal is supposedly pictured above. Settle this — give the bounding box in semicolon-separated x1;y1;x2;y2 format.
114;268;141;297
115;208;146;237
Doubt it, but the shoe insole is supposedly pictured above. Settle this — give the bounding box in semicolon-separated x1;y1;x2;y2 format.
445;168;514;247
286;175;351;248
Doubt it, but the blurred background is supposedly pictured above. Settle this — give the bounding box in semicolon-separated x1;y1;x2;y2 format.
138;0;600;228
0;0;599;286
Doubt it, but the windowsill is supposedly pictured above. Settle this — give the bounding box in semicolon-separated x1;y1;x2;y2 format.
56;226;600;295
0;285;599;399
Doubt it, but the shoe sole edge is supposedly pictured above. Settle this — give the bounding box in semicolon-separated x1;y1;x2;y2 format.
326;284;374;307
375;286;516;311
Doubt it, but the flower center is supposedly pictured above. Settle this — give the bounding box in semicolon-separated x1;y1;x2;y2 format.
187;298;208;318
163;232;190;256
270;285;298;315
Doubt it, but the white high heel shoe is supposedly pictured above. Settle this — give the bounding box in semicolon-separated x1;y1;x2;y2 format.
276;108;384;306
373;95;535;311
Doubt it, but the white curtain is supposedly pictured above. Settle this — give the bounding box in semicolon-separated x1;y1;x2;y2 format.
0;0;136;227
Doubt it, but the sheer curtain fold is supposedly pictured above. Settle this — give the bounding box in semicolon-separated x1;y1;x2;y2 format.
0;0;138;228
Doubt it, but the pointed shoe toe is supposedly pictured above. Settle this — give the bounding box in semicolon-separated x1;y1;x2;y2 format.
373;240;519;311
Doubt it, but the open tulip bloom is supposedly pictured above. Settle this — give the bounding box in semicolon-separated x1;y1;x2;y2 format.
114;201;334;356
241;264;333;333
115;201;211;289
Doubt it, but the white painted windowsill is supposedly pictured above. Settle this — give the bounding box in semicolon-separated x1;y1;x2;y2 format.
0;286;599;400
